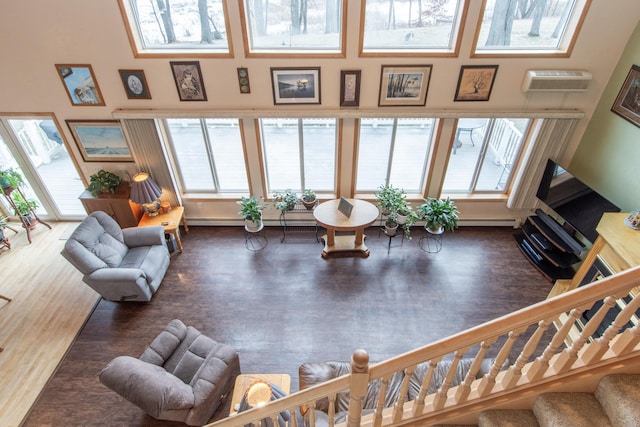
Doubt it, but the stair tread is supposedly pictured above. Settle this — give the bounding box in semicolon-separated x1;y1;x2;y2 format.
595;374;640;427
479;409;539;427
534;392;612;427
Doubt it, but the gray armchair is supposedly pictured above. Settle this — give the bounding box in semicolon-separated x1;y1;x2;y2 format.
61;211;170;302
99;319;241;426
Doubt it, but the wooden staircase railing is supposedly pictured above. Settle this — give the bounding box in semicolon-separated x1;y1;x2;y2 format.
206;265;640;427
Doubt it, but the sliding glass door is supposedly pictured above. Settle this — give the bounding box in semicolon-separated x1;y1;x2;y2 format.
0;116;85;220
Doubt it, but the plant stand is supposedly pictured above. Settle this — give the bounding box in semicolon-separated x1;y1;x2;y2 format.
419;227;443;253
279;201;319;243
245;223;267;252
2;186;51;244
382;227;404;254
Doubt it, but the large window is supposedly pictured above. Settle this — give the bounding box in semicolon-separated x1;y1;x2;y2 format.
442;118;529;193
473;0;590;55
361;0;465;55
241;0;345;54
163;119;248;194
260;118;336;193
356;118;435;193
118;0;231;56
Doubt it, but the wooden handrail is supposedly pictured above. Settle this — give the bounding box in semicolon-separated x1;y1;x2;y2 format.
206;266;640;427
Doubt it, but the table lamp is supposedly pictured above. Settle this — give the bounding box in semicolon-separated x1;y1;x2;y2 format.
244;380;272;408
130;172;162;216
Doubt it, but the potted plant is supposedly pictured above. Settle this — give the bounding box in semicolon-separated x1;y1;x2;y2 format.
11;191;39;229
0;214;9;244
418;197;459;234
301;189;317;210
87;170;122;197
0;167;24;191
384;210;399;237
237;195;264;232
273;189;298;214
400;206;420;239
374;184;405;215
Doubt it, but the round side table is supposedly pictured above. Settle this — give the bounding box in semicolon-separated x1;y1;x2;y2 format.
419;227;443;253
245;223;267;252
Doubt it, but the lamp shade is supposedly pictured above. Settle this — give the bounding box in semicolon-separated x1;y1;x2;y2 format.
130;172;162;204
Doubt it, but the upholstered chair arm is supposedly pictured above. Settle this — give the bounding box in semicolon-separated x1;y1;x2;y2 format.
99;356;195;417
88;267;146;283
123;226;166;248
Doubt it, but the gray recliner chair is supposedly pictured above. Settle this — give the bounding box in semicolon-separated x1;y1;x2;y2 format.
61;211;170;302
99;319;241;426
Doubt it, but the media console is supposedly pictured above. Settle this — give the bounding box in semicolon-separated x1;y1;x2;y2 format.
514;209;584;282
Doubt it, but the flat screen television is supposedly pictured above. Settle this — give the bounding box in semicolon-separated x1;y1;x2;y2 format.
536;159;620;243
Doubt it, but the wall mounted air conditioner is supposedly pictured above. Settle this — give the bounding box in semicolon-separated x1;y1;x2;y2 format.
521;70;592;92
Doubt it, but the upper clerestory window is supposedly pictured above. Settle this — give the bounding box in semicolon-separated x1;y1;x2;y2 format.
118;0;232;57
360;0;467;56
472;0;591;57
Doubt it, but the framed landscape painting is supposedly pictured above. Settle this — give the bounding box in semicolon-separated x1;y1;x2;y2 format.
66;120;133;162
55;64;105;106
378;65;432;106
611;64;640;128
454;65;498;102
271;67;321;105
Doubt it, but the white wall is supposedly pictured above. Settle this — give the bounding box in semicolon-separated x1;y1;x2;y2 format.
1;0;639;222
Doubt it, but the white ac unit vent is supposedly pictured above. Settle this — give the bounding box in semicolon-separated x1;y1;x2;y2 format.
521;70;592;92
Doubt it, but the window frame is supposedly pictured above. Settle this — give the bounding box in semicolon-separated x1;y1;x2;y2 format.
160;118;250;197
238;0;347;57
117;0;234;58
471;0;592;58
359;0;468;57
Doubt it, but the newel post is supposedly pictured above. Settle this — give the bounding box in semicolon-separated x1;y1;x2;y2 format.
348;349;370;427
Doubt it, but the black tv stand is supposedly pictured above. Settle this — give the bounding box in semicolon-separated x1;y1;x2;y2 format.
514;209;583;282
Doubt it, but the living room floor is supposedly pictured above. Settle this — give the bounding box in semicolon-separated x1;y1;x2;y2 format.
24;225;552;426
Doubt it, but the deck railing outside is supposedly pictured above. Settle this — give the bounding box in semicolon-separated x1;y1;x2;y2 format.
206;265;640;427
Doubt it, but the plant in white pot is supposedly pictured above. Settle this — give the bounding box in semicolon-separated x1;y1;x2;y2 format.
418;197;459;234
237;196;265;232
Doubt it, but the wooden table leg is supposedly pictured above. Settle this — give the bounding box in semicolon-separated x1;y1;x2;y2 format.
174;230;183;253
0;294;11;302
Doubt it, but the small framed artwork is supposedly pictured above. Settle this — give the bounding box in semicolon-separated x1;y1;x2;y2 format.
611;64;640;128
378;65;432;107
454;65;499;102
237;68;251;94
271;67;321;105
119;69;151;99
55;64;105;106
340;70;361;107
66;120;133;162
337;197;353;218
170;61;207;101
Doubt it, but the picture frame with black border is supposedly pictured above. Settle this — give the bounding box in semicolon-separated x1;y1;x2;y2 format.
271;67;321;105
454;65;498;102
119;69;151;99
378;64;432;107
340;70;361;107
170;61;207;101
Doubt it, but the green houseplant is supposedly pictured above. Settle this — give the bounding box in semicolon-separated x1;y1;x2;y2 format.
11;191;39;229
87;170;122;197
301;188;317;210
374;184;406;215
237;196;264;231
273;189;298;213
418;197;459;233
0;167;24;190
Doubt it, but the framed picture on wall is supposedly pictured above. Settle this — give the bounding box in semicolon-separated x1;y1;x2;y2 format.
454;65;498;102
378;65;432;107
271;67;321;105
66;120;133;162
170;61;207;101
55;64;105;106
340;70;361;107
119;69;151;99
611;64;640;128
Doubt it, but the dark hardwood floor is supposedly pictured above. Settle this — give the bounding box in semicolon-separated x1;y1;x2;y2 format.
24;225;552;426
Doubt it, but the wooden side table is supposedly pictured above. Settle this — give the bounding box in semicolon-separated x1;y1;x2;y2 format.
138;206;189;252
229;374;291;416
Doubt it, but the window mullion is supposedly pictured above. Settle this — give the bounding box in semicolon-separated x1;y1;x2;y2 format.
201;119;219;192
386;119;398;185
298;119;305;191
469;119;495;192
